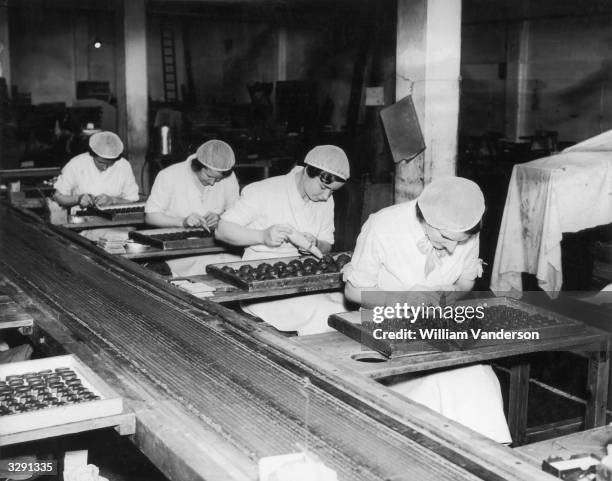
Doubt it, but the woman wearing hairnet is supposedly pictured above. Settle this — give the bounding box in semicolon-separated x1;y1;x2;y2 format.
216;145;350;335
344;177;511;443
54;131;139;209
145;139;241;276
53;131;140;241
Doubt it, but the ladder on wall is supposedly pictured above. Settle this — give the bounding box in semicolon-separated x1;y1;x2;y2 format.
160;24;178;103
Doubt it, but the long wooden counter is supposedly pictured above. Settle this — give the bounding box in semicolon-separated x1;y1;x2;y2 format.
0;202;560;481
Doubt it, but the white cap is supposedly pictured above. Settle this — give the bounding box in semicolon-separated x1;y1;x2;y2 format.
89;131;123;159
195;140;235;171
304;145;350;180
417;177;485;232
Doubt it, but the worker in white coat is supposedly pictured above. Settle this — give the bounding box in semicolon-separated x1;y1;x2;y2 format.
343;177;511;443
145;140;240;276
54;131;139;209
216;145;350;335
53;131;140;241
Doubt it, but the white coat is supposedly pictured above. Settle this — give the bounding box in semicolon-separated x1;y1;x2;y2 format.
344;200;512;443
221;167;348;335
145;158;241;276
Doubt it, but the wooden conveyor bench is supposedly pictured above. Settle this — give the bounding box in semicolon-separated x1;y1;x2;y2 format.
0;202;590;481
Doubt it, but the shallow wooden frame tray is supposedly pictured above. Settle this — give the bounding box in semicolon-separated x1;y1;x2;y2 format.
129;227;215;250
328;296;587;357
0;354;123;437
79;202;146;221
206;252;351;291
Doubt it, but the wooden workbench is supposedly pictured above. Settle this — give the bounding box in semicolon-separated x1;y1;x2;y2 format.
515;425;612;467
61;215;146;231
294;313;610;446
123;244;230;260
0;202;558;481
171;273;344;303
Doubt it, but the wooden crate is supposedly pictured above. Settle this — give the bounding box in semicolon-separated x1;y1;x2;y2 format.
0;355;123;436
206;252;351;291
328;297;586;357
129;227;215;250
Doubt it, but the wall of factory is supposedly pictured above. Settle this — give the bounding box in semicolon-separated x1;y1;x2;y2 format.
177;17;362;131
9;7;116;105
460;14;612;143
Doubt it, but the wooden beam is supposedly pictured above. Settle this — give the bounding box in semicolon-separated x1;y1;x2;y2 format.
508;362;530;446
395;0;461;202
504;21;532;141
276;27;287;81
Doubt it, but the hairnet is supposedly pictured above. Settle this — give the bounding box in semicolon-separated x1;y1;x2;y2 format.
417;177;485;232
89;131;123;159
304;145;350;180
195;140;235;171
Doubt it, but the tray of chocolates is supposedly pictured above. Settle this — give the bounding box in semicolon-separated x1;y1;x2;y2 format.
206;252;352;291
129;227;215;250
80;202;146;221
329;296;586;357
0;355;123;436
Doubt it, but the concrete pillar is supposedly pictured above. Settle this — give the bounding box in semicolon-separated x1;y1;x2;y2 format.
395;0;462;203
0;0;11;91
119;0;148;193
504;21;531;141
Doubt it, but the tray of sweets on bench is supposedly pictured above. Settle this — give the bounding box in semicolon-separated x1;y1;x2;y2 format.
0;354;123;436
328;296;587;357
129;227;215;250
80;202;146;221
206;252;352;291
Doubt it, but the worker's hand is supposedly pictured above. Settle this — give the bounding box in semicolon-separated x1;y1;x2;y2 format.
296;232;317;255
203;212;220;229
94;194;113;207
262;224;293;247
78;193;94;208
182;213;209;230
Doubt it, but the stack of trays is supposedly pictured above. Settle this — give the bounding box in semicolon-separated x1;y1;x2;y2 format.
97;237;126;254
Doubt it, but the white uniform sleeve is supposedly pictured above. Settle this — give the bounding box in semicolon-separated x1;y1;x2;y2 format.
145;170;171;213
223;173;240;211
221;183;262;226
317;198;335;245
343;215;381;288
53;161;78;196
120;162;140;202
459;235;483;280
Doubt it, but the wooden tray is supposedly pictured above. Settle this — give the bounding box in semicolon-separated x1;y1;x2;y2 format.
81;202;146;221
0;355;123;436
129;227;215;250
206;252;351;291
328;297;586;357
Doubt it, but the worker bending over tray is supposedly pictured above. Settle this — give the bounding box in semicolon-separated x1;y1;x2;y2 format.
343;177;511;443
53;131;139;241
216;145;350;335
145;140;241;276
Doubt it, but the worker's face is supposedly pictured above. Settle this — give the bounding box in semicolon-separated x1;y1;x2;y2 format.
196;166;230;186
423;223;472;255
92;155;116;172
303;173;345;202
